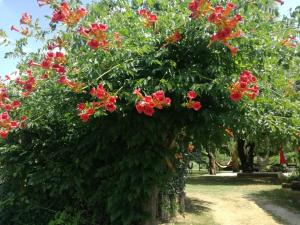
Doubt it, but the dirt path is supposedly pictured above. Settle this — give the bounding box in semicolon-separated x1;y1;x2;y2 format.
165;174;300;225
188;192;281;225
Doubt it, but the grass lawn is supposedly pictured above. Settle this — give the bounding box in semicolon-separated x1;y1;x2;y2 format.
163;173;300;225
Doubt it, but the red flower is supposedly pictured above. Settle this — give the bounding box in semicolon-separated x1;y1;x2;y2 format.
0;130;9;139
230;91;242;102
138;9;158;27
10;121;18;129
80;113;90;122
77;103;86;111
12;100;21;108
166;31;182;44
51;2;86;25
187;90;197;100
239;82;247;89
90;84;106;99
165;97;171;106
188;0;213;19
134;89;171;116
152;90;165;102
114;32;122;47
87;39;100;49
138;9;147;16
55;52;64;58
86;108;95;116
192;101;202;111
148;13;157;23
20;13;32;25
41;59;52;69
76;7;87;18
135;102;144;114
77;84;117;121
105;102;117;112
0;112;9;120
226;2;235;9
185;90;202;111
143;105;155;116
11;25;20;32
98;23;108;32
108;96;117;103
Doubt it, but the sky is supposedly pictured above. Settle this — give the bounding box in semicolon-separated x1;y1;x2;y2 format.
0;0;299;77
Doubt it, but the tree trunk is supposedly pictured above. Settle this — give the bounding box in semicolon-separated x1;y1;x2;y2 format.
246;143;255;172
231;145;240;172
144;186;159;225
237;139;255;173
208;151;216;175
178;191;185;214
158;193;170;223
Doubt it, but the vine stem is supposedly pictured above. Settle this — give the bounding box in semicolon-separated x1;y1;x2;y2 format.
96;58;134;81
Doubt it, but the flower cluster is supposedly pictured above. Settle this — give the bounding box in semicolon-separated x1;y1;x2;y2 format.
133;89;171;116
11;13;32;36
77;84;117;122
58;76;85;93
230;70;259;102
185;91;202;111
0;88;21;112
0;86;26;139
114;32;122;48
188;0;214;19
137;9;157;28
52;2;87;26
280;35;297;48
165;31;182;44
188;1;242;55
20;13;32;25
16;70;37;97
29;51;66;72
79;23;109;50
29;52;84;93
208;3;242;55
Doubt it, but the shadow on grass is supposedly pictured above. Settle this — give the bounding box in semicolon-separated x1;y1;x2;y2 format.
187;175;281;186
250;188;300;211
161;197;218;225
246;189;300;225
185;197;212;215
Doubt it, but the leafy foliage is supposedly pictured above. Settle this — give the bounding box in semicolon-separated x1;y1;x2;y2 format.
0;0;299;224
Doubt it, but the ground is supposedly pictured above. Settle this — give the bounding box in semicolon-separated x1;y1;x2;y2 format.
162;172;300;225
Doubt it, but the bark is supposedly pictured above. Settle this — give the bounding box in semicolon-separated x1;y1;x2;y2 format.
237;139;255;173
208;151;217;175
231;146;240;172
158;193;171;222
246;142;255;172
178;192;186;214
143;186;159;225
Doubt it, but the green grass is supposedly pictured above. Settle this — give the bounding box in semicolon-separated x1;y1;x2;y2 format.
164;174;300;225
252;188;300;211
161;196;220;225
